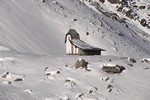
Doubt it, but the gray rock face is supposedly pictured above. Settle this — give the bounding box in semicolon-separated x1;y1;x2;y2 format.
99;0;105;3
107;0;120;4
75;59;88;69
102;64;125;74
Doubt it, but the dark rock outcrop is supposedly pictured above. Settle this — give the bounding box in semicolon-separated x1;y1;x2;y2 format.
75;58;88;69
128;57;137;63
107;0;120;4
102;64;125;74
139;6;146;10
14;78;24;82
99;0;105;3
140;19;147;27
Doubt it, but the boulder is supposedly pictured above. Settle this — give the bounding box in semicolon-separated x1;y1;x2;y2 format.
126;9;134;19
14;78;24;82
139;6;146;9
142;58;150;63
140;19;147;27
128;57;137;63
102;64;125;74
75;58;88;69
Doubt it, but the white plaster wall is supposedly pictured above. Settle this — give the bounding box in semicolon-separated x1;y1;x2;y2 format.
76;48;79;54
74;46;79;54
66;35;72;54
73;45;76;54
66;35;80;54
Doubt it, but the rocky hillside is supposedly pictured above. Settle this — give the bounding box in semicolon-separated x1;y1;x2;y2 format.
81;0;150;31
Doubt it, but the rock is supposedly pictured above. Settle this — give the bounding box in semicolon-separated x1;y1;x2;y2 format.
140;19;147;27
107;0;120;4
64;79;76;89
77;93;84;98
75;58;88;69
99;0;105;3
102;64;125;74
44;70;60;79
86;32;89;35
128;57;137;63
107;84;113;89
45;70;60;76
88;86;98;94
76;93;84;100
108;59;112;61
14;78;24;82
142;58;150;63
143;67;149;69
73;19;78;21
44;67;49;71
57;71;60;74
101;76;109;81
127;63;133;67
1;72;9;78
139;6;146;9
126;9;134;19
108;88;112;92
107;84;113;92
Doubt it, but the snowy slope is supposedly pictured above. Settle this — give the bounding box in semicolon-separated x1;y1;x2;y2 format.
0;0;150;100
0;55;150;100
0;0;66;55
0;0;150;57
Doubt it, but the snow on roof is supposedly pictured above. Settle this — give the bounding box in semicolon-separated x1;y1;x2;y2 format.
71;39;105;51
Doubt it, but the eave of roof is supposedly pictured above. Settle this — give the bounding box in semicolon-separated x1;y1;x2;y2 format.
70;39;105;51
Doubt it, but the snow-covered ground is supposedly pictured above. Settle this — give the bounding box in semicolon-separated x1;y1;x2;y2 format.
0;0;150;100
0;55;150;100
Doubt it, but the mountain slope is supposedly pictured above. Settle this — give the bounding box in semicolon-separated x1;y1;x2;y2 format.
0;0;150;57
0;0;150;56
0;0;150;100
0;0;66;55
